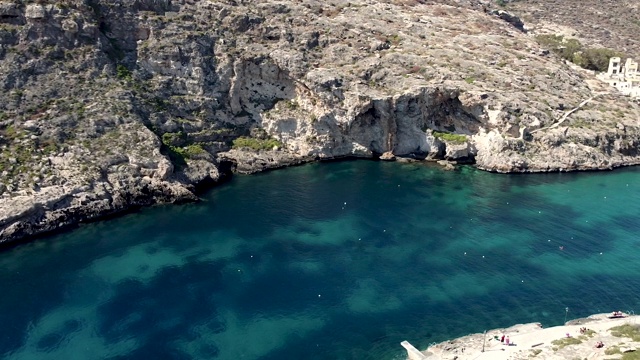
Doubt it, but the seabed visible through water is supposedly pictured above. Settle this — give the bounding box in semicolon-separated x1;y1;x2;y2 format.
1;161;640;360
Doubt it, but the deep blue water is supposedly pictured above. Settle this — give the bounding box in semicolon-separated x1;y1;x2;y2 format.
2;161;640;360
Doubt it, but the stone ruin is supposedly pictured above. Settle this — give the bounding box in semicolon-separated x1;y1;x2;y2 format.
597;57;640;99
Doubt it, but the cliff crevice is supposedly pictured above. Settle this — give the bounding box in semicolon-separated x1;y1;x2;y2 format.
1;0;639;244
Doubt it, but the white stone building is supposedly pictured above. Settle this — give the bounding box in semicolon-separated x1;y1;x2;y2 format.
597;57;640;99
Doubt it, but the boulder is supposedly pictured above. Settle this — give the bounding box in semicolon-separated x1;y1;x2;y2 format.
380;151;396;161
25;4;46;20
490;10;525;32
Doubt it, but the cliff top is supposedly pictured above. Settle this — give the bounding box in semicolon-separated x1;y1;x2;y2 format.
506;0;640;59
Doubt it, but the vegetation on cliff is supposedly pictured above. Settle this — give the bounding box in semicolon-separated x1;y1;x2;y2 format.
432;131;467;144
232;137;283;151
1;0;640;243
534;34;625;72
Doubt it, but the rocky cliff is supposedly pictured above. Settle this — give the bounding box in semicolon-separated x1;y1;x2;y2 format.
1;0;639;244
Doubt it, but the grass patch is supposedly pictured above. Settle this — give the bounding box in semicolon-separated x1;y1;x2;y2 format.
432;131;467;144
576;329;597;341
0;125;18;139
529;348;542;357
232;136;282;151
623;352;640;360
606;346;640;360
605;346;621;356
610;324;640;342
551;337;582;350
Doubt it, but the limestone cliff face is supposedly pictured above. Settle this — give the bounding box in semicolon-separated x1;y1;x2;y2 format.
0;0;639;244
259;85;476;161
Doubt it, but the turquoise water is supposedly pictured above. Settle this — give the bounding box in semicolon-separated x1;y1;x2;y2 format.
1;161;640;360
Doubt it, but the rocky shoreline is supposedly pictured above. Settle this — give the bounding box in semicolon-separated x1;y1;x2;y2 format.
408;312;640;359
2;0;640;246
2;152;637;248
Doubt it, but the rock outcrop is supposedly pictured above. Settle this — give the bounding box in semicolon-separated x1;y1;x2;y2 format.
0;0;639;244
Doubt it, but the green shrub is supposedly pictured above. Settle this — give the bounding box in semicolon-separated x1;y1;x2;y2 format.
232;136;282;150
534;34;624;72
432;131;467;144
175;144;205;158
535;35;583;62
150;97;169;112
161;131;186;147
116;64;132;81
165;143;206;165
574;48;625;72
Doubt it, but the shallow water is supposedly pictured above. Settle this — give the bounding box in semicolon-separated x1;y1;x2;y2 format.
1;161;640;360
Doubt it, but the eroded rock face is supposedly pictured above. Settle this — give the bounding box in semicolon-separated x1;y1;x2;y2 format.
0;0;639;244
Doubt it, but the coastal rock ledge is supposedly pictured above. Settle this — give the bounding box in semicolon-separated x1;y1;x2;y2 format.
406;313;640;360
1;0;640;244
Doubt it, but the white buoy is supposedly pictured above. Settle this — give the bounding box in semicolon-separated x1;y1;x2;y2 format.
344;202;347;205
548;240;551;242
464;252;467;255
318;294;321;298
359;238;361;241
600;252;603;255
383;229;386;232
482;256;485;258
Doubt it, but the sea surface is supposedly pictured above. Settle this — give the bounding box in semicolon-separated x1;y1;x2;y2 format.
1;161;640;360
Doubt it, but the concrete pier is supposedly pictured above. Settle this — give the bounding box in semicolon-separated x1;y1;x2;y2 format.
401;340;428;360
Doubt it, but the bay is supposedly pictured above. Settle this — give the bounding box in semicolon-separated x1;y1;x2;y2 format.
1;160;640;360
